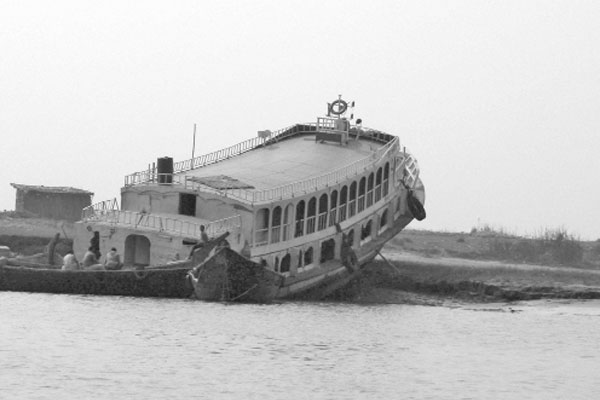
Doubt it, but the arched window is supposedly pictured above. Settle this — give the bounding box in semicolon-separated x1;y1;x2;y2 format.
380;209;388;230
318;193;328;231
367;172;374;207
255;208;269;246
295;200;305;238
329;190;338;227
358;177;366;212
271;206;282;244
304;247;313;266
274;256;280;272
383;162;390;197
349;181;357;217
375;167;383;202
280;253;291;273
283;204;294;241
361;219;373;242
347;229;355;248
306;197;317;234
338;186;348;222
320;238;336;263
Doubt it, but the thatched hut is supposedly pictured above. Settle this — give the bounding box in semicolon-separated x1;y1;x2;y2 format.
10;183;93;222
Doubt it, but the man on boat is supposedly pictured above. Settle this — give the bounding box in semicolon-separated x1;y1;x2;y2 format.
62;250;81;271
200;225;209;244
82;246;105;270
104;247;122;270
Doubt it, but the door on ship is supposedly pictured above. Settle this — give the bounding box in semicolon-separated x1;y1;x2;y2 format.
179;193;196;216
124;234;151;267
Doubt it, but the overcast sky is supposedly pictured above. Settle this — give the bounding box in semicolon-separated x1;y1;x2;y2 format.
1;1;599;239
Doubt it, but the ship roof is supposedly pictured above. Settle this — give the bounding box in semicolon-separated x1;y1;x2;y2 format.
178;135;385;191
10;183;94;195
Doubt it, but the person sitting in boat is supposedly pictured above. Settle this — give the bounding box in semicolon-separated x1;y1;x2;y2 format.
104;247;122;270
82;246;105;270
62;250;81;271
200;225;209;244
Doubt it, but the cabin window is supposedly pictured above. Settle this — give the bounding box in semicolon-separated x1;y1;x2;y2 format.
339;186;348;222
361;220;373;242
255;208;269;246
367;173;374;207
295;200;305;238
375;167;383;202
304;247;314;266
318;194;328;231
396;196;403;219
306;197;317;234
283;204;293;241
380;210;388;231
383;162;390;197
280;253;291;273
271;206;282;244
329;190;338;226
358;177;366;212
347;229;355;248
320;238;336;263
349;182;357;218
179;193;196;216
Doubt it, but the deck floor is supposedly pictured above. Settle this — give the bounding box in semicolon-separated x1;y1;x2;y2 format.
180;134;384;190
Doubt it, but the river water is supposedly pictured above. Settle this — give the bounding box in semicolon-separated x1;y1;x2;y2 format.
1;292;599;400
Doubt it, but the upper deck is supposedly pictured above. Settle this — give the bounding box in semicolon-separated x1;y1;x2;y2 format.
124;122;402;205
181;134;383;190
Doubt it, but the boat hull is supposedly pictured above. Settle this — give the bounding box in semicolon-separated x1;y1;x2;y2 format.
188;214;414;302
0;264;194;298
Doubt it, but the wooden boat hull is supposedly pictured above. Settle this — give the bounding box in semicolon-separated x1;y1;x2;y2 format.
190;248;283;302
0;264;194;298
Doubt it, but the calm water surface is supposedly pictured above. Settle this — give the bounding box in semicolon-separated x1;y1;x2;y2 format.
1;292;599;399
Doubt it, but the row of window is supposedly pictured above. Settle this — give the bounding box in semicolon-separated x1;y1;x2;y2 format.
255;162;391;246
265;208;390;274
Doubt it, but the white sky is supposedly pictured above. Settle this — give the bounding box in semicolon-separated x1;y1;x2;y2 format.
1;1;599;239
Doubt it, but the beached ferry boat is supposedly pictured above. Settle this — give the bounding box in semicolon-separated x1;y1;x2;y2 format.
73;97;426;301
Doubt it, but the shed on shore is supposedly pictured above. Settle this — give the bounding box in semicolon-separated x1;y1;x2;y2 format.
10;183;93;222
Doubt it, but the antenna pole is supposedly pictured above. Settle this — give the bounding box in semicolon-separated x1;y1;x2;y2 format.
191;123;197;163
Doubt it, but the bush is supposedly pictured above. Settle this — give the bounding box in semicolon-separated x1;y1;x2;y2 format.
485;227;584;266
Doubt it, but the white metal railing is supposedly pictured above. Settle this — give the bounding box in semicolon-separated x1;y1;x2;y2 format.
82;198;120;220
123;123;400;205
397;152;420;188
82;205;242;240
218;135;399;204
124;123;317;186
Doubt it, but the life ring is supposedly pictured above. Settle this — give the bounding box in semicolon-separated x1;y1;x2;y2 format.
407;191;426;221
330;99;348;115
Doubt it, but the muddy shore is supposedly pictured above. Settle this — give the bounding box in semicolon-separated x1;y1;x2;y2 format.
327;251;600;305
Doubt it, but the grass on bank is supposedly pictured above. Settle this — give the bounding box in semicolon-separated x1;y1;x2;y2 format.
391;226;600;269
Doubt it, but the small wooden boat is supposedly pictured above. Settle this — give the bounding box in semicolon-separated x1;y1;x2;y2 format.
0;261;194;298
0;233;227;298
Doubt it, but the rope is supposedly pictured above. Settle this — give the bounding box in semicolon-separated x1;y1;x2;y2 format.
228;284;258;302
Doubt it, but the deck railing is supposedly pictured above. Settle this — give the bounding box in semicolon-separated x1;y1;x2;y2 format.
124;124;318;186
123;123;401;205
82;201;242;240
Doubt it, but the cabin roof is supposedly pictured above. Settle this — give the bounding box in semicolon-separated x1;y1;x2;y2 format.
10;183;94;196
177;135;385;190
